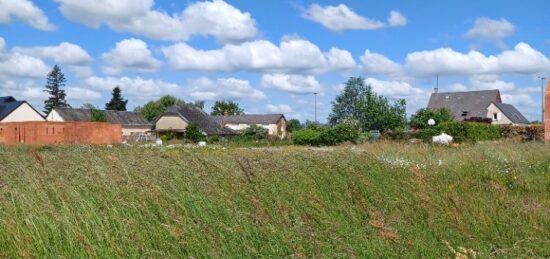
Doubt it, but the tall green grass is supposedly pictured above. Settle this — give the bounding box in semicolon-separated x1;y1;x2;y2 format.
0;141;549;258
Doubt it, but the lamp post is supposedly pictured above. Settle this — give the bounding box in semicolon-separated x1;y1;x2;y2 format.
540;76;546;123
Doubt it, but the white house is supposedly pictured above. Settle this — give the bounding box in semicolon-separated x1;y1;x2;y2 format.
213;114;287;139
0;96;45;123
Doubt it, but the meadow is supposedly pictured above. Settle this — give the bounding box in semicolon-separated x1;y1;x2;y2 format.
0;141;549;258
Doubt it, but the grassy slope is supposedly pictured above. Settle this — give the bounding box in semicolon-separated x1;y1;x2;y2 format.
0;142;549;258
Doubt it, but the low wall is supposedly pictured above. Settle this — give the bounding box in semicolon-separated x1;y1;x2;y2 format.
0;122;122;145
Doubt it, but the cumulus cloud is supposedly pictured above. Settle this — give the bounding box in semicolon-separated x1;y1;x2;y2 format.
84;76;182;103
261;73;321;94
0;0;55;31
101;38;161;75
302;4;406;31
55;0;257;42
185;77;265;101
405;42;550;76
13;42;92;66
162;38;356;74
0;52;49;78
466;18;515;40
266;104;293;113
360;50;402;75
66;87;102;101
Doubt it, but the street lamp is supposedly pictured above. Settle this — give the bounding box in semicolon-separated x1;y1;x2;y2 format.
540;76;546;123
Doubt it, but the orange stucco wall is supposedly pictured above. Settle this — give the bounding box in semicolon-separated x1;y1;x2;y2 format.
0;122;122;145
546;80;550;142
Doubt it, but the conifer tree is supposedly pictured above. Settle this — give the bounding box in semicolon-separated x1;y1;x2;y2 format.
105;86;128;111
43;65;70;113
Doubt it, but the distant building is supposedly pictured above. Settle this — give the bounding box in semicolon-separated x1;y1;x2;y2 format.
0;96;45;123
46;107;152;138
155;105;236;137
214;114;287;139
427;90;529;125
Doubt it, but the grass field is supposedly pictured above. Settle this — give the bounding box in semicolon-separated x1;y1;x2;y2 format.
0;141;549;258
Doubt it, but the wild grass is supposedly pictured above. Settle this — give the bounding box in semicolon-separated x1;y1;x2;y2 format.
0;141;549;258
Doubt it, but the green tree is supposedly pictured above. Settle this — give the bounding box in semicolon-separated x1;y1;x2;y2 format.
82;103;107;122
410;108;454;129
134;95;186;122
328;77;407;131
286;119;302;133
185;123;206;142
43;65;70;113
211;100;244;116
105;86;128;111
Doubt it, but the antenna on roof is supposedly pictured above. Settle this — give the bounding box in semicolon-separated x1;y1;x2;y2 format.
434;75;439;93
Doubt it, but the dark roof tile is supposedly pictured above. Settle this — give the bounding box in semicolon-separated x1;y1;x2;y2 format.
164;105;236;135
53;108;151;127
213;114;285;125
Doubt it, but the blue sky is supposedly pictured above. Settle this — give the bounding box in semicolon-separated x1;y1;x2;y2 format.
1;0;549;122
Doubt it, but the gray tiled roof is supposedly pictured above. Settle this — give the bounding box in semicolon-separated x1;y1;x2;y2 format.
427;90;500;120
0;96;43;121
493;102;530;124
163;105;236;135
53;107;151;128
213;114;285;125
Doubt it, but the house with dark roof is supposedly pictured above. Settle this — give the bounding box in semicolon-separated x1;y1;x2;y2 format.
0;96;45;123
155;105;236;137
213;114;287;139
46;107;152;137
427;89;529;125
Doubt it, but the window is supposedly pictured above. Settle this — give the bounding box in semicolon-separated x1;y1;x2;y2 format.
493;113;498;120
461;111;469;117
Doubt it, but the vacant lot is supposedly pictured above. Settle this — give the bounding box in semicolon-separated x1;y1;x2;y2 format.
0;141;549;258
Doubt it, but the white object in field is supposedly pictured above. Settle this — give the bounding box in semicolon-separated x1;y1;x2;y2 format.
432;133;453;145
198;141;207;147
428;118;436;126
156;138;163;145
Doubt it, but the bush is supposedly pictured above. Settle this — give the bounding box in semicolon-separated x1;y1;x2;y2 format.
292;128;323;146
412;128;441;142
410;108;454;129
185;123;206;142
241;125;269;140
357;132;371;143
207;135;221;144
500;124;544;141
320;123;359;145
437;122;501;143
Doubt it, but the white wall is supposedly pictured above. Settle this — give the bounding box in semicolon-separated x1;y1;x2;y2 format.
45;109;64;122
1;103;45;122
486;103;512;125
225;123;278;135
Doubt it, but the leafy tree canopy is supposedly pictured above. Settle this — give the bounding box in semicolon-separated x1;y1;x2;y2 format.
409;108;454;129
328;77;407;131
82;103;107;122
185;123;206;142
105;86;128;111
134;95;187;122
286;119;302;133
211;100;244;116
43;65;70;114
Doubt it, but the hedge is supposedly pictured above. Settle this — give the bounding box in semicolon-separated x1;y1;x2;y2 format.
414;122;501;143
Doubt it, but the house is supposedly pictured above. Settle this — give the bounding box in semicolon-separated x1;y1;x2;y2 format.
46;107;152;138
427;90;529;125
0;96;45;123
155;105;236;137
214;114;287;139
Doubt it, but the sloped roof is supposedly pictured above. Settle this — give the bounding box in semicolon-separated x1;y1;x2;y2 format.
53;107;151;128
163;105;236;135
213;114;285;125
427;90;501;120
0;96;44;121
0;96;17;103
492;102;530;124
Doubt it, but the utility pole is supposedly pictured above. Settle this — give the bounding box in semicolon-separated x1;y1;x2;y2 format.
434;75;439;93
314;92;318;123
540;76;546;123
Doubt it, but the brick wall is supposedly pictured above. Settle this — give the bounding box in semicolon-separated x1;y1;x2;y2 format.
546;80;550;142
0;122;122;145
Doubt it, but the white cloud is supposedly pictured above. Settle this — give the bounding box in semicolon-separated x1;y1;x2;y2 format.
186;77;265;101
405;42;550;76
266;104;293;113
0;37;5;53
13;42;92;66
162;38;356;74
0;52;49;78
364;78;426;98
0;0;55;31
261;73;321;94
466;18;515;40
302;4;406;31
55;0;257;42
388;11;407;27
360;50;402;75
66;87;102;101
101;38;161;75
84;76;182;103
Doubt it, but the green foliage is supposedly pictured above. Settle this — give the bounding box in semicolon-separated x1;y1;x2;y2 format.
185;123;205;142
286;119;302;133
82;103;107;122
43;65;70;114
134;95;186;122
357;132;371;143
410;108;454;129
329;77;407;131
240;125;269;140
105;86;128;111
292;128;323;146
211;100;244;116
293;123;359;146
436;122;501;143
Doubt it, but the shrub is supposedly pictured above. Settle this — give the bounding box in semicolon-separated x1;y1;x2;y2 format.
412;128;441;142
207;135;220;144
410;108;454;129
292;128;323;146
241;125;269;140
500;124;544;141
463;117;493;124
185;123;206;142
388;129;412;141
357;132;371;143
437;122;501;143
320;123;359;145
